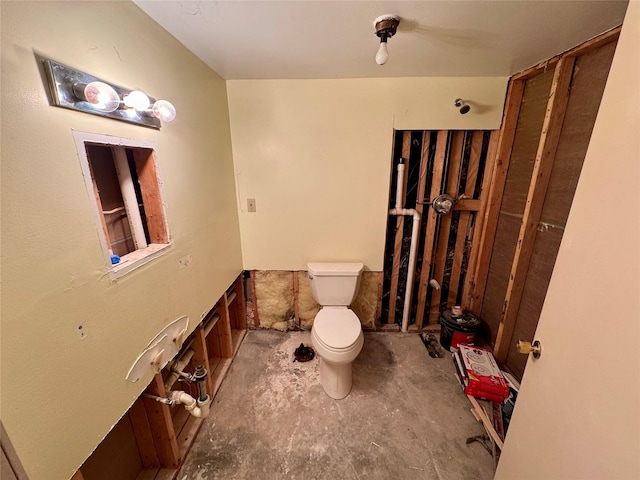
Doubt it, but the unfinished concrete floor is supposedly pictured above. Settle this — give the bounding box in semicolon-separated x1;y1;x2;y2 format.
178;331;495;480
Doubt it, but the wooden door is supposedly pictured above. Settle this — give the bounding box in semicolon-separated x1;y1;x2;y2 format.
381;129;497;330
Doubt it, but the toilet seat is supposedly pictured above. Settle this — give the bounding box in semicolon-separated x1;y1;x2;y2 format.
313;308;361;351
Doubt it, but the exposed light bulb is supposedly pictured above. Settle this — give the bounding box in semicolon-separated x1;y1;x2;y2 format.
83;81;119;112
152;100;176;122
376;41;389;65
123;90;150;110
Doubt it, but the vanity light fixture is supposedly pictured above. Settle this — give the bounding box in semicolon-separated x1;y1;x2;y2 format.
42;57;176;129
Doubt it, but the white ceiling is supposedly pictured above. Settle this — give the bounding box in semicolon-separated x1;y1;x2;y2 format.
134;1;628;80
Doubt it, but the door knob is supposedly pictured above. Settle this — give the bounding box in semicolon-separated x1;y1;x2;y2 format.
517;340;542;358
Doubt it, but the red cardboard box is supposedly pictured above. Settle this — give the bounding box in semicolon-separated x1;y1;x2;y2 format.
453;345;509;402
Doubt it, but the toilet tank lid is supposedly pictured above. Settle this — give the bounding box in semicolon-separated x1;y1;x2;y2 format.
307;262;364;276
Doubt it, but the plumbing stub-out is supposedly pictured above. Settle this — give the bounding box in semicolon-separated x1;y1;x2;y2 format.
293;343;315;362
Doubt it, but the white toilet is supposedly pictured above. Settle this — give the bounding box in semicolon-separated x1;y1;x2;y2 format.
308;262;364;399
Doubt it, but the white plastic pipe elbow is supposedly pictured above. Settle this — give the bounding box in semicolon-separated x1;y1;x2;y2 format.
170;391;210;418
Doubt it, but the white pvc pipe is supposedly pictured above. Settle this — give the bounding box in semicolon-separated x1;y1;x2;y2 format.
389;209;421;332
395;161;405;210
170;391;210;418
113;147;148;250
389;161;422;332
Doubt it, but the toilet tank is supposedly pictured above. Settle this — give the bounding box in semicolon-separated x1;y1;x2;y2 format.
307;262;364;306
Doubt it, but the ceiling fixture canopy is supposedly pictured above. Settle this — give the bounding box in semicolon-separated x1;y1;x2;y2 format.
373;14;400;65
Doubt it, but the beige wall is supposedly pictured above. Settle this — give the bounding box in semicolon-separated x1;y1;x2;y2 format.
227;77;508;271
0;2;242;479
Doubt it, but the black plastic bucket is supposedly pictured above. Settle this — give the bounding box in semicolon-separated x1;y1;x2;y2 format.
439;308;481;352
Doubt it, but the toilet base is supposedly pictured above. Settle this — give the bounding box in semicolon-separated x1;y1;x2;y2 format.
319;358;353;400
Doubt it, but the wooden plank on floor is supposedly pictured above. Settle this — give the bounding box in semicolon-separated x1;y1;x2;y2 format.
467;395;504;450
129;398;161;469
415;130;448;329
494;57;575;363
466;80;525;313
388;131;412;324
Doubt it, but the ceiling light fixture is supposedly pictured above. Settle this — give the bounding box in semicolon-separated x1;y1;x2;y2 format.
373;14;400;65
41;57;176;129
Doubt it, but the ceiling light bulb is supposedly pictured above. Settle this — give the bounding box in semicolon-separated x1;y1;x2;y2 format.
376;41;389;65
123;90;150;110
152;100;176;122
83;81;119;112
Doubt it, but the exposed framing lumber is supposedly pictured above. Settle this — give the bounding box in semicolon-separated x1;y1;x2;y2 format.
415;130;449;329
464;80;525;312
462;131;500;306
128;398;161;469
387;131;412;324
448;212;472;308
250;270;259;328
511;25;620;81
428;131;464;321
143;374;180;469
70;471;85;480
87;159;112;249
493;57;576;363
132;149;169;244
375;271;384;327
191;327;213;398
220;295;234;358
1;423;29;480
293;271;300;327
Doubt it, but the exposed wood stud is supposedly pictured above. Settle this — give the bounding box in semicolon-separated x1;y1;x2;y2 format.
375;271;384;326
415;130;448;329
128;398;161;469
293;271;300;327
191;327;213;399
143;374;180;469
132;149;168;244
466;80;526;313
220;294;234;358
462;131;500;306
250;270;259;328
87;159;111;249
494;57;576;363
388;131;412;324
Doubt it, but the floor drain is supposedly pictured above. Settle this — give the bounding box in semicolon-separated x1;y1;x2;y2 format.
294;343;315;362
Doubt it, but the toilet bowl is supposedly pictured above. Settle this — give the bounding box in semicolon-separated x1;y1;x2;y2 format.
308;262;364;399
